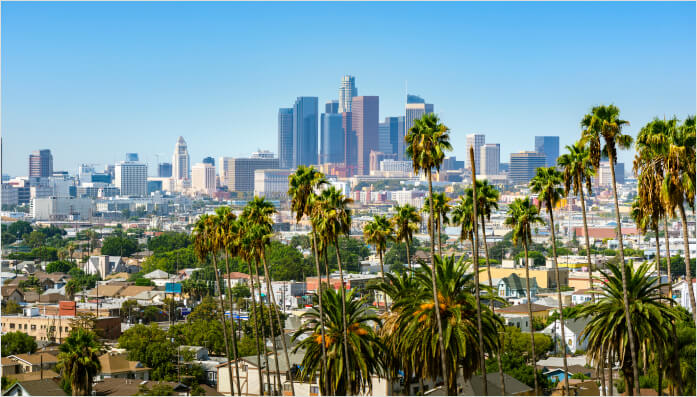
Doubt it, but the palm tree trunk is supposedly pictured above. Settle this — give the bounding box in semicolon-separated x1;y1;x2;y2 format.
607;349;613;397
245;261;265;395
211;255;235;396
406;239;412;274
480;215;505;395
253;260;273;395
547;207;570;395
437;216;443;257
311;232;329;395
224;253;242;396
334;237;352;393
379;250;388;311
578;178;595;302
600;346;607;396
663;217;683;396
523;241;539;395
323;248;330;287
657;344;663;396
677;203;696;323
256;258;282;394
261;249;295;396
607;154;641;395
469;157;488;396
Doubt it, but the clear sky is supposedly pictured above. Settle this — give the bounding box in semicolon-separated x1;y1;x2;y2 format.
2;1;695;177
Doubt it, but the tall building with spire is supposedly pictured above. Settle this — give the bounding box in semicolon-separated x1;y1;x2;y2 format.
172;136;190;182
338;75;358;113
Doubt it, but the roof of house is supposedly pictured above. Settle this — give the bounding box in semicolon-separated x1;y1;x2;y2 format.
1;286;24;298
222;272;250;280
23;291;40;302
497;303;552;314
93;379;189;396
87;285;124;297
118;285;155;297
545;317;590;336
143;269;169;279
131;290;167;300
500;273;539;291
4;378;67;396
98;353;150;375
10;352;59;365
426;373;533;396
4;369;60;382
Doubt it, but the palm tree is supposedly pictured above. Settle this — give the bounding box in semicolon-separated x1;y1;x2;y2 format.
423;192;451;256
504;197;544;394
574;261;681;396
363;215;394;309
67;241;76;263
558;142;596;300
56;328;103;396
243;197;295;395
391;204;421;274
293;288;384;396
193;214;235;396
311;186;353;389
581;104;641;395
530;166;570;395
391;255;502;395
405;112;452;382
288;165;329;393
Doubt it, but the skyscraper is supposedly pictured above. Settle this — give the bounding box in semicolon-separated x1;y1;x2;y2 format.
338;75;358;113
158;163;172;178
219;154;279;193
321;112;344;164
534;136;560;167
125;153;139;162
115;161;147;197
172;136;190;181
293;97;319;168
351;96;379;176
202;157;215;166
277;108;294;169
404;96;434;160
325;100;339;114
480;143;500;175
28;150;53;178
342;112;356;175
509;151;546;185
192;162;216;194
465;134;486;173
379;117;402;156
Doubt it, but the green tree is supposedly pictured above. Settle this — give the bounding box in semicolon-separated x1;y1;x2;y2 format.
100;234;138;257
363;215;394;308
26;230;46;248
1;331;38;356
422;192;451;256
118;324;176;380
147;232;190;253
390;204;421;272
46;260;76;273
56;329;103;396
7;220;33;240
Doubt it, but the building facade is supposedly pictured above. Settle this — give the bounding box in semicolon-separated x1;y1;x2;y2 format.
320;112;344;164
254;169;293;198
338;75;357;113
509;151;546;185
28;150;53;178
480;143;500;175
220;156;279;193
157;163;172;178
465;134;486;173
31;197;92;221
172;136;190;182
114;162;147;197
292;97;318;168
277;107;294;169
534;136;560;167
351;96;379;176
378;116;403;156
191;163;216;194
404;97;434;160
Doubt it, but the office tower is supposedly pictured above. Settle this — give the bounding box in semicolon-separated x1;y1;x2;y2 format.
78;164;95;183
325;100;339;114
369;151;397;173
509;151;546;185
192;163;216;194
342;112;356;175
115;161;147;197
125;153;139;162
218;154;279;193
202;157;215;166
28;150;53;178
405;96;434;160
595;161;625;187
277;108;294;169
534;136;560;167
465;134;486;173
379;116;402;156
254;169;293;198
338;75;358;113
292;97;319;168
172;136;190;181
443;156;465;171
321;112;344;164
351;96;379;175
158;162;172;178
480;143;500;175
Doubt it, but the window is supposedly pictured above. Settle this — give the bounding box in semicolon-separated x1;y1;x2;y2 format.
30;325;36;331
310;386;319;394
24;324;28;330
242;365;248;372
9;323;15;329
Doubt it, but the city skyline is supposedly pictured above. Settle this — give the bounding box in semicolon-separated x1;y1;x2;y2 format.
2;1;695;176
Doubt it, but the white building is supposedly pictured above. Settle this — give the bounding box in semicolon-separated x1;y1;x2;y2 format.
542;317;590;354
466;134;486;173
115;161;147;197
254;169;292;198
673;279;697;313
31;197;92;221
379;159;413;174
480;143;500;176
2;184;18;206
172;136;191;183
192;163;216;194
84;256;126;279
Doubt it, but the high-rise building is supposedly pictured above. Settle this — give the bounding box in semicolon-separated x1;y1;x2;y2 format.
219;155;279;193
369;151;397;173
78;164;95;184
595;161;625;187
192;163;216;194
277;108;294;169
405;97;434;160
202;157;215;166
158;162;172;178
321;112;344;164
115;161;147;197
342;112;356;175
325;100;339;114
480;143;500;175
338;75;358;113
534;136;560;167
293;97;319;168
351;96;379;176
172;136;190;181
29;150;53;178
254;169;293;198
465;134;486;173
509;151;546;185
125;153;139;162
379;117;402;156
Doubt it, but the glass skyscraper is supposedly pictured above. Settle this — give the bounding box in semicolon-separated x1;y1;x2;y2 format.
338;75;358;113
535;136;560;167
293;97;319;168
277;108;294;169
352;96;379;176
321;112;344;164
379;116;402;156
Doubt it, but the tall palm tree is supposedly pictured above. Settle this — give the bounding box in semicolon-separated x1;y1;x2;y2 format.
56;328;103;396
558;142;596;300
423;192;451;256
504;197;544;394
293;288;384;396
288;165;329;393
244;197;295;395
573;261;681;396
405;112;452;382
581;104;640;394
391;204;421;274
530;166;570;395
391;255;502;395
363;215;394;309
311;186;353;390
193;214;235;395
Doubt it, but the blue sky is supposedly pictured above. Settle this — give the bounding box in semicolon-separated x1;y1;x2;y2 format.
2;1;695;176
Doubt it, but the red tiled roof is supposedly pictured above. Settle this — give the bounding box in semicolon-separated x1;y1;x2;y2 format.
573;227;639;239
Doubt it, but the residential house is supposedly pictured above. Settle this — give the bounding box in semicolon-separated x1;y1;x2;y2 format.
2;286;24;304
420;372;534;396
495;273;539;300
2;378;67;396
132;290;167;306
179;346;209;361
7;353;59;373
497;303;552;322
84;256;125;279
4;369;60;383
571;288;594;306
542;317;591;354
673;279;697;313
92;379;199;396
550;378;600;396
96;352;150;381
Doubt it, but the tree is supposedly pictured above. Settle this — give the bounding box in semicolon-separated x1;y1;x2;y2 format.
119;324;176;380
581;104;640;394
46;260;76;273
26;230;46;248
137;384;174;396
7;220;33;240
100;234;138;257
504;196;544;394
363;215;394;309
147;232;190;254
405;112;452;383
390;204;421;272
1;331;38;356
264;241;313;280
56;329;103;396
289;234;311;250
293;288;384;395
422;192;451;256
